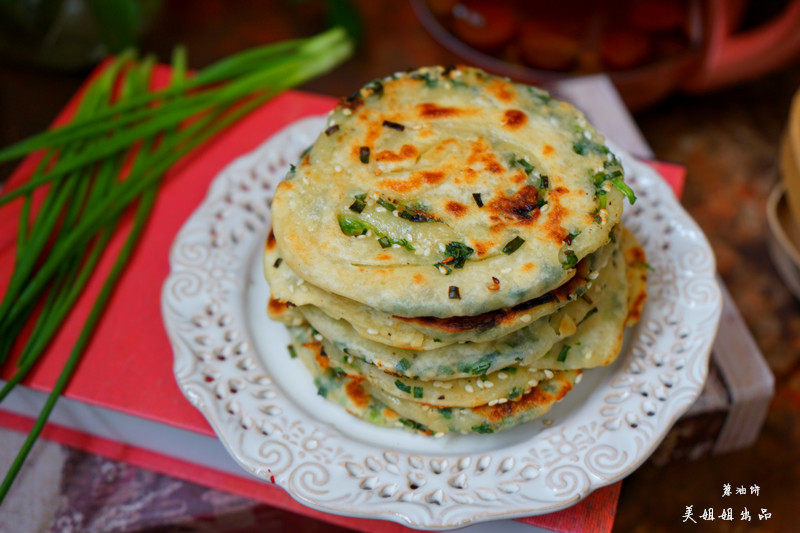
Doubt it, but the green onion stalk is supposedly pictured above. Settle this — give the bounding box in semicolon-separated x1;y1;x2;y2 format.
0;27;352;504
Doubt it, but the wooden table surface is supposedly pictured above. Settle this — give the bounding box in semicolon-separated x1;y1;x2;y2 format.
1;1;799;531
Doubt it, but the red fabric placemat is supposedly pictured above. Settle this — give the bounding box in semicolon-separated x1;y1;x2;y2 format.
0;62;685;532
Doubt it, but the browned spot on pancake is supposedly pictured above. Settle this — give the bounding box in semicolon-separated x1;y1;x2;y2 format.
624;243;649;327
446;201;467;216
345;378;369;409
301;154;310;166
303;341;329;370
365;121;383;145
625;244;647;265
267;297;290;315
457;167;478;185
393;287;559;333
548;268;584;302
418;102;460;118
395;310;502;334
626;290;647;326
542;186;569;242
349;121;385;156
472;374;574;423
543;144;554;155
435;137;459;150
266;229;276;250
472;240;493;256
375;253;392;261
503;109;527;128
356;108;376;123
380;170;445;193
420;170;445;182
413;273;424;284
383;408;398;420
339;93;363;111
276;181;293;192
485;185;542;226
466;139;504;175
511;171;526;184
489;80;515;102
522;262;535;272
375;144;418;162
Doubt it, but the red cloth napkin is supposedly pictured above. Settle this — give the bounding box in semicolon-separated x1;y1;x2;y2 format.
0;62;685;533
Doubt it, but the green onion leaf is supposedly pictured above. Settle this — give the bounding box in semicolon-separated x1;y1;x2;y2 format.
349;197;366;213
502;236;525;254
573;138;609;156
382;120;405;131
592;171;607;186
612;177;637;204
512;157;535;174
363;79;383;97
597;189;607;209
377;198;396;211
434;241;474;274
338;214;369;235
557;345;570;362
562;250;578;269
398;206;436;222
458;353;497;375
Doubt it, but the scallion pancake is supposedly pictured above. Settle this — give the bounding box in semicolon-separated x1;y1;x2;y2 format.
271;66;628;318
289;323;579;434
319;336;551;408
264;228;617;349
304;229;646;407
297;232;629;380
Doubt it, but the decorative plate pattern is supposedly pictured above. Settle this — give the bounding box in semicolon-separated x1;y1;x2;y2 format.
162;115;722;529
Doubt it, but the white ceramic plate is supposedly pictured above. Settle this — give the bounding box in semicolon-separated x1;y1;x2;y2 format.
162;115;721;529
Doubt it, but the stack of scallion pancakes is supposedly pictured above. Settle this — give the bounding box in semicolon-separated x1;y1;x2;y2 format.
265;66;647;435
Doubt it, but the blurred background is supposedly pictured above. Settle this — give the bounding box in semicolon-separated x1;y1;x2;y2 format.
2;1;800;531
